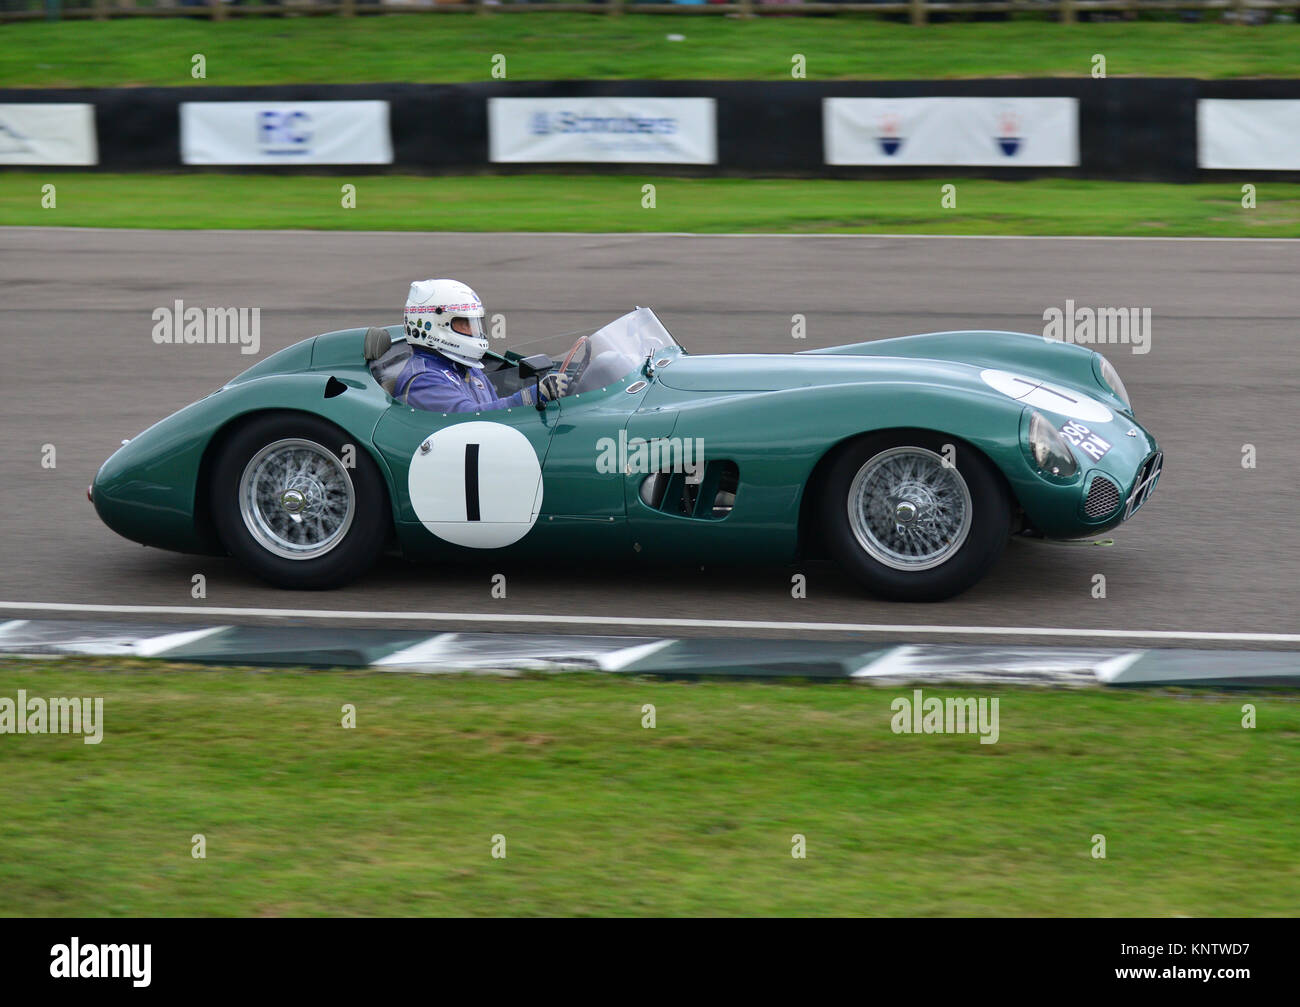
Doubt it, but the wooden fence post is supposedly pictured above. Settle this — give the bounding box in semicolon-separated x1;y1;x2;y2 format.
910;0;927;26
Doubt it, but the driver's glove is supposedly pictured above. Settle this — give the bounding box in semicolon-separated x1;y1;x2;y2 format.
538;372;570;403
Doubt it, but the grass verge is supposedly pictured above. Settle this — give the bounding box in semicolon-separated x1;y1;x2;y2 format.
4;17;1300;89
5;173;1299;236
1;659;1296;916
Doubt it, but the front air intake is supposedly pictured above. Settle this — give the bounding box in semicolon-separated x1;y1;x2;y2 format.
1083;474;1121;519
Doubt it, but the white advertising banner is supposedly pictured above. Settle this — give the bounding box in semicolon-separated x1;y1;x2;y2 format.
180;101;392;165
1198;99;1300;170
824;97;1079;167
0;104;97;166
488;97;717;164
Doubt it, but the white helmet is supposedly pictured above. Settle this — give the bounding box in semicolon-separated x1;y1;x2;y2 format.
404;278;488;369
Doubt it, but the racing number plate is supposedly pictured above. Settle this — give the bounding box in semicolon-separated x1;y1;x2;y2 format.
1059;420;1112;463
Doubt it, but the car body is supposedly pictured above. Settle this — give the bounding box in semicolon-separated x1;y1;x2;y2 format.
91;307;1161;599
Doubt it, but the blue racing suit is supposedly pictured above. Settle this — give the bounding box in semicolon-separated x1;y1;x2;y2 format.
394;346;528;413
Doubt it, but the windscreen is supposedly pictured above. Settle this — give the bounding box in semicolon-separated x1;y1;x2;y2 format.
496;307;680;393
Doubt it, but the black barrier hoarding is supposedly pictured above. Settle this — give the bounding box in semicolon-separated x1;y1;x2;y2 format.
3;79;1300;179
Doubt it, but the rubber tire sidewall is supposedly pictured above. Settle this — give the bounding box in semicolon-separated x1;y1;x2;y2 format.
821;430;1011;602
210;412;389;590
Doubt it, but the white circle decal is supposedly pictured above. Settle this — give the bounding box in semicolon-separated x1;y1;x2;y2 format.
408;421;543;548
979;368;1113;424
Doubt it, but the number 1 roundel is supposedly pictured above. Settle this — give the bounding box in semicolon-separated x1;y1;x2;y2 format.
408;421;543;548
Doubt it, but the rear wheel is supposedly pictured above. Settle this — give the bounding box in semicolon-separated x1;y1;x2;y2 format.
821;431;1010;601
210;413;388;589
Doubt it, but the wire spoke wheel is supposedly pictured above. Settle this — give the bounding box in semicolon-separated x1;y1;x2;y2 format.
238;438;356;561
846;446;973;572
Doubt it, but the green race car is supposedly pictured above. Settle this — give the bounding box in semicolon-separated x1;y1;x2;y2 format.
91;307;1161;601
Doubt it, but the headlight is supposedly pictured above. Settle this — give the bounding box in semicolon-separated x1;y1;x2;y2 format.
1028;411;1078;477
1097;353;1131;409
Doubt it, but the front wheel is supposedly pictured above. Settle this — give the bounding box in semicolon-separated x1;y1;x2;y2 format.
210;413;389;589
820;432;1011;602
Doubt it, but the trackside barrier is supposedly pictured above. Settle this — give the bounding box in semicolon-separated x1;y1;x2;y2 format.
3;79;1300;179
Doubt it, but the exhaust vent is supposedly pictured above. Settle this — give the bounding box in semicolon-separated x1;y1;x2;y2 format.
639;461;738;521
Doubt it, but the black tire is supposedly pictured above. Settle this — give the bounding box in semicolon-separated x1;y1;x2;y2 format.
210;412;389;589
820;431;1011;602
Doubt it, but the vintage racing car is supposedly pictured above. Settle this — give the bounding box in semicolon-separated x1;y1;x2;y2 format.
91;307;1161;600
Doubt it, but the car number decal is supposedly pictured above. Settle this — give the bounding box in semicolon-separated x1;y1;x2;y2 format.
1058;420;1113;463
408;421;543;548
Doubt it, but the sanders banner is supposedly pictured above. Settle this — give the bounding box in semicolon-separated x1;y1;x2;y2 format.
824;97;1079;167
180;101;392;166
1198;99;1300;170
0;104;97;165
488;97;717;164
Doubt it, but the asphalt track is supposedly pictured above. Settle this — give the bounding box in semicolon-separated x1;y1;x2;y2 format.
1;228;1297;647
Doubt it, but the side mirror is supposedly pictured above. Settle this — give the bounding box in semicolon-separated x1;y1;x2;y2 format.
518;353;555;411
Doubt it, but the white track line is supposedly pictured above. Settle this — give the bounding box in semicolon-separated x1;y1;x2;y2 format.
5;227;1299;243
134;626;228;657
1095;652;1148;684
596;639;678;671
0;601;1297;644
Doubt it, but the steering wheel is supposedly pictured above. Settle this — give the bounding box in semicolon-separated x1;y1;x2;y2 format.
559;335;592;388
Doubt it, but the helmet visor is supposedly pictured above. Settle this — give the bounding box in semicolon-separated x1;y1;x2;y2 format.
451;315;486;340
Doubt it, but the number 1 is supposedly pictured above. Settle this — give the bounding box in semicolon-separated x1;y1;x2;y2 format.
464;443;481;521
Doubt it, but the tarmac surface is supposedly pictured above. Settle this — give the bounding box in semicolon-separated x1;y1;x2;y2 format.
2;228;1296;646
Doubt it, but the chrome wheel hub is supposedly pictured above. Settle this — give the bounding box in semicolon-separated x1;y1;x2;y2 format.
847;447;973;571
277;473;328;520
279;487;307;514
239;438;355;560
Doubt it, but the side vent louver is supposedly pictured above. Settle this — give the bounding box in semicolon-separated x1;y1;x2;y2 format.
639;461;738;521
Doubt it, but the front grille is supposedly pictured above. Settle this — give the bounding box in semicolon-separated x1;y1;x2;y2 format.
1123;450;1163;520
1083;475;1121;518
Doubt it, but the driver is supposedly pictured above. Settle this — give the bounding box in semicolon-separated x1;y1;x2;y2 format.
394;279;569;413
